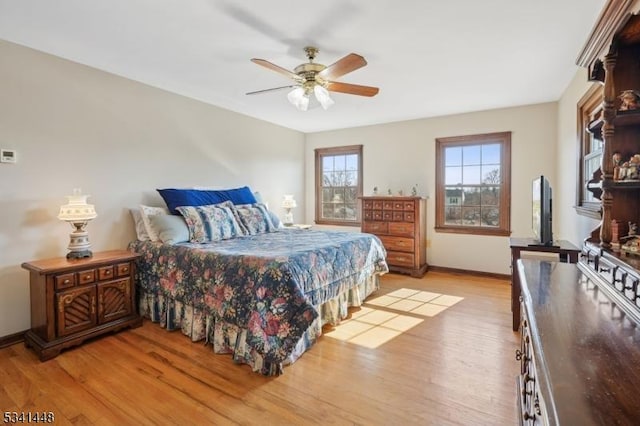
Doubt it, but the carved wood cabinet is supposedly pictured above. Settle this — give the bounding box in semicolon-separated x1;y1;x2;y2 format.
22;250;142;361
361;196;428;277
578;2;640;249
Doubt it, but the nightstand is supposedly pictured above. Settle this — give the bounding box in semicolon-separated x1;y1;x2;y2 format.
21;249;142;361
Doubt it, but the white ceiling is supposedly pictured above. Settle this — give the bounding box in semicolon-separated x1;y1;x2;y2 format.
0;0;607;133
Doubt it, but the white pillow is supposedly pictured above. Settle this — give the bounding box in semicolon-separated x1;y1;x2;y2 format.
130;209;150;241
139;205;169;241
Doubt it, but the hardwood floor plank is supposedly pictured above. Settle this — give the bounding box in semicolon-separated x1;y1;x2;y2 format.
0;272;518;425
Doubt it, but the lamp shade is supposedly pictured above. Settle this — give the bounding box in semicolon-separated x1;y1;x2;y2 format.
282;194;297;209
58;189;97;222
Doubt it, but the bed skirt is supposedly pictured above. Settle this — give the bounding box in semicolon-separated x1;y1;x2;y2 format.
137;273;380;375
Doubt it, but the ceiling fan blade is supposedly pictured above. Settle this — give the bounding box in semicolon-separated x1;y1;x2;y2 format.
318;53;367;80
246;85;298;95
251;59;302;82
326;81;379;97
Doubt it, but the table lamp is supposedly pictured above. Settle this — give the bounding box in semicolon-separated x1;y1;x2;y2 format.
58;189;97;259
282;195;297;226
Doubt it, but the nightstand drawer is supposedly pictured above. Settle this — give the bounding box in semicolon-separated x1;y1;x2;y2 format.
116;262;132;277
380;236;414;253
55;273;76;290
98;266;115;280
77;269;96;285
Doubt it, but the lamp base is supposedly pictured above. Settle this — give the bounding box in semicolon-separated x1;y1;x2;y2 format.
67;250;93;259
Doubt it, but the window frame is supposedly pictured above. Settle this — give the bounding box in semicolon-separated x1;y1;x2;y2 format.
435;132;512;236
314;145;363;227
575;83;603;220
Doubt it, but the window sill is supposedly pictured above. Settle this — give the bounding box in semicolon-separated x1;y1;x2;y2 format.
434;226;511;236
574;204;601;220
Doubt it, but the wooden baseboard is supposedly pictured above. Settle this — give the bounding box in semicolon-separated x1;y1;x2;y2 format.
428;265;510;281
0;330;26;349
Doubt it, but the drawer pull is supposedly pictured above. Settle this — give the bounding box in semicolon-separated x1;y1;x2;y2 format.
105;270;111;275
515;349;523;361
122;267;128;272
524;373;535;384
599;267;610;273
63;279;70;284
85;275;91;280
523;411;536;421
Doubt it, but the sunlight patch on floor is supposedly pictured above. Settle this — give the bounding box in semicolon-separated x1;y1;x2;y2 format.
324;288;464;348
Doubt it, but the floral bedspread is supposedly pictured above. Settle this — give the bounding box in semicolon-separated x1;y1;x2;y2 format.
129;229;388;364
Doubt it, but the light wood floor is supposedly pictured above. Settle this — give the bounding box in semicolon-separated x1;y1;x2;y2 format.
1;272;519;425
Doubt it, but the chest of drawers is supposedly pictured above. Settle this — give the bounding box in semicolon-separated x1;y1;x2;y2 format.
361;196;427;277
22;250;142;361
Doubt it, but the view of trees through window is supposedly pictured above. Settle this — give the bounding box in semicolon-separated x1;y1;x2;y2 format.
443;144;501;227
315;145;362;225
436;132;511;236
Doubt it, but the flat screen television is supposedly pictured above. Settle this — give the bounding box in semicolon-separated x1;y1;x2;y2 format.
532;175;553;246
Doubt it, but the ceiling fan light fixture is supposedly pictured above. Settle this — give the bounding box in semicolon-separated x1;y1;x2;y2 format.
314;85;334;110
287;87;309;111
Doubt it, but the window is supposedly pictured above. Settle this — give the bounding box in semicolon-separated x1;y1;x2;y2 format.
435;132;511;236
315;145;362;226
576;84;603;219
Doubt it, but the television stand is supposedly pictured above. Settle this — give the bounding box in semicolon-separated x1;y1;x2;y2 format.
509;237;580;331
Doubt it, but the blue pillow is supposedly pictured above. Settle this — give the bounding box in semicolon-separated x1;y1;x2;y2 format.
157;186;257;214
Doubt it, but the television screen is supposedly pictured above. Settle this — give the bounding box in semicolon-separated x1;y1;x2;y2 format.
532;175;553;246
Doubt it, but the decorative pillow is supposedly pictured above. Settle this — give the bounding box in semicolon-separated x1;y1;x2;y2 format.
157;186;258;215
235;203;277;235
130;209;150;241
148;214;190;244
176;203;245;243
139;205;169;242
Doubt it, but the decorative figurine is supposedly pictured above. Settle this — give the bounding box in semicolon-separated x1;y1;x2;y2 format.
387;188;392;195
612;219;621;252
411;185;418;196
398;189;404;196
613;152;622;180
373;186;378;195
618;89;640;111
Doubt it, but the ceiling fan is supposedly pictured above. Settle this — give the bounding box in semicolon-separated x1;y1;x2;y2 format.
247;46;379;111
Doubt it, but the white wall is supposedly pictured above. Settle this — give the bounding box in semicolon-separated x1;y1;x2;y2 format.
305;103;558;275
0;40;305;337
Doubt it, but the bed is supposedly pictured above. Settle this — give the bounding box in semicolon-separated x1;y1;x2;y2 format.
128;227;388;375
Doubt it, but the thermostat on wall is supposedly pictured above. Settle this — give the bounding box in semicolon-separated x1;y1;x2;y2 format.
1;149;16;163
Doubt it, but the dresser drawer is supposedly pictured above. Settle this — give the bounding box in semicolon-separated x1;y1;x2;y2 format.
404;212;415;222
403;201;415;211
363;221;389;234
386;251;415;267
372;201;383;210
383;201;394;210
382;211;394;220
363;210;373;220
380;236;414;253
363;200;373;210
55;273;76;290
373;210;384;221
389;222;415;237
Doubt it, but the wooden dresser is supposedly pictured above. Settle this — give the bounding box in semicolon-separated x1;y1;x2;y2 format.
517;258;640;425
361;196;427;277
22;250;142;361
